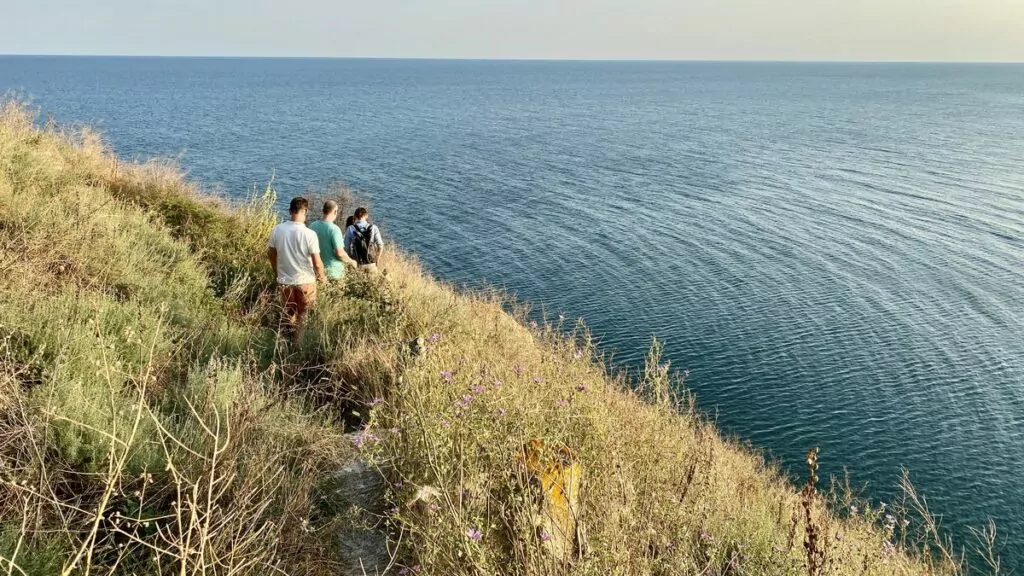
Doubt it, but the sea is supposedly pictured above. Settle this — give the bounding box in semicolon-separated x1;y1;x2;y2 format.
2;57;1022;569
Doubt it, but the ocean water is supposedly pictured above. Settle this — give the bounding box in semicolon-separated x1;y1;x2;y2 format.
3;57;1022;568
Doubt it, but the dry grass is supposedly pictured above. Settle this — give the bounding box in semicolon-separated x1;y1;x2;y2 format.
0;100;995;575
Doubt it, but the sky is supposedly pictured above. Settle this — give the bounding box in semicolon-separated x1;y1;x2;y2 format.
2;0;1023;61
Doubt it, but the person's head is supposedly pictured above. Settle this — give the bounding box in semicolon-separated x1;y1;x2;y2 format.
344;215;356;229
322;200;339;222
354;207;369;221
288;197;309;221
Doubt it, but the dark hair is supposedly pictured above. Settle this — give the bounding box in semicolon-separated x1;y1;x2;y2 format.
289;197;309;215
354;207;368;219
322;200;338;216
344;215;356;229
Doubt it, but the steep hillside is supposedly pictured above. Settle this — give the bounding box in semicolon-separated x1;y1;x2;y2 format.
0;101;972;575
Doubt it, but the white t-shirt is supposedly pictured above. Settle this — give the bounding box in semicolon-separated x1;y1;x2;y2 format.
268;221;320;285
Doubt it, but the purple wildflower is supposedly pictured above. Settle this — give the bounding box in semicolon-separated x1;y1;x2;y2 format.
576;383;588;393
540;531;552;542
441;419;451;428
398;569;409;576
472;385;486;394
836;532;844;541
466;527;483;541
427;332;443;344
513;363;524;376
368;397;384;407
532;376;545;384
492;378;503;387
529;320;538;329
440;370;454;383
352;431;380;449
496;408;507;417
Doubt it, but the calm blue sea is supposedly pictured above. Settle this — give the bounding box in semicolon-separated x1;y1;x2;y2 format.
3;57;1022;568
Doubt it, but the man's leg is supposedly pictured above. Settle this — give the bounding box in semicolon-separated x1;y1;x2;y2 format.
280;285;300;341
292;283;318;340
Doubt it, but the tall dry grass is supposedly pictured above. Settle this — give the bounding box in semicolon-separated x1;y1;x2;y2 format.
0;100;999;575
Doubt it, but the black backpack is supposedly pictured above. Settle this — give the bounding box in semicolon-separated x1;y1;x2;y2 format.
351;224;380;265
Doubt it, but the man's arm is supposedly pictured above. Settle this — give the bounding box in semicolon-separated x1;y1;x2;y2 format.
333;226;358;266
371;225;385;253
267;247;278;281
343;226;354;255
335;246;358;267
311;253;327;283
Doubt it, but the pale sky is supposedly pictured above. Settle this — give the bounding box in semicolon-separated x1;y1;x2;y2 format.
2;0;1023;61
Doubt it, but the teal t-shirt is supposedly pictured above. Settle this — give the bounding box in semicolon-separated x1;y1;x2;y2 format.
308;220;346;280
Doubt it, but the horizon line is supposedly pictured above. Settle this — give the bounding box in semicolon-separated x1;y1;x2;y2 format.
2;53;1023;65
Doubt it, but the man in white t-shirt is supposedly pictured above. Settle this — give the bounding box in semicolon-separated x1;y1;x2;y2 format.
268;197;326;341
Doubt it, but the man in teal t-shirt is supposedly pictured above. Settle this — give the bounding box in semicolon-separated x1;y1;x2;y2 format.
308;200;357;280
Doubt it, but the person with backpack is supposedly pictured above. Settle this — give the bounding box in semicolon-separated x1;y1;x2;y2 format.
344;207;384;271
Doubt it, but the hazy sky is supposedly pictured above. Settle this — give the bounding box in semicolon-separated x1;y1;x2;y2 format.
2;0;1023;61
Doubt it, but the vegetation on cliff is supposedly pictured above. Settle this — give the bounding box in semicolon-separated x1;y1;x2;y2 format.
0;101;989;575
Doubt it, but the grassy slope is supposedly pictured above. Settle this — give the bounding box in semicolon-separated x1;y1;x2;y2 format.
0;102;967;575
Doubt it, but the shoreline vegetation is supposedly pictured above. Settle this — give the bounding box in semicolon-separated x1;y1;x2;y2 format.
0;100;998;575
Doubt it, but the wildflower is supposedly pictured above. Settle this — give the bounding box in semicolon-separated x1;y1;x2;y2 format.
352;431;380;449
513;363;524;376
835;532;844;541
492;378;503;387
532;376;545;384
529;320;538;329
575;382;588;393
440;370;454;383
472;384;485;394
557;399;569;408
496;408;507;416
457;357;467;366
441;420;451;428
573;348;584;360
394;481;403;489
427;332;443;344
466;527;483;541
540;531;552;542
368;397;384;407
399;569;409;575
